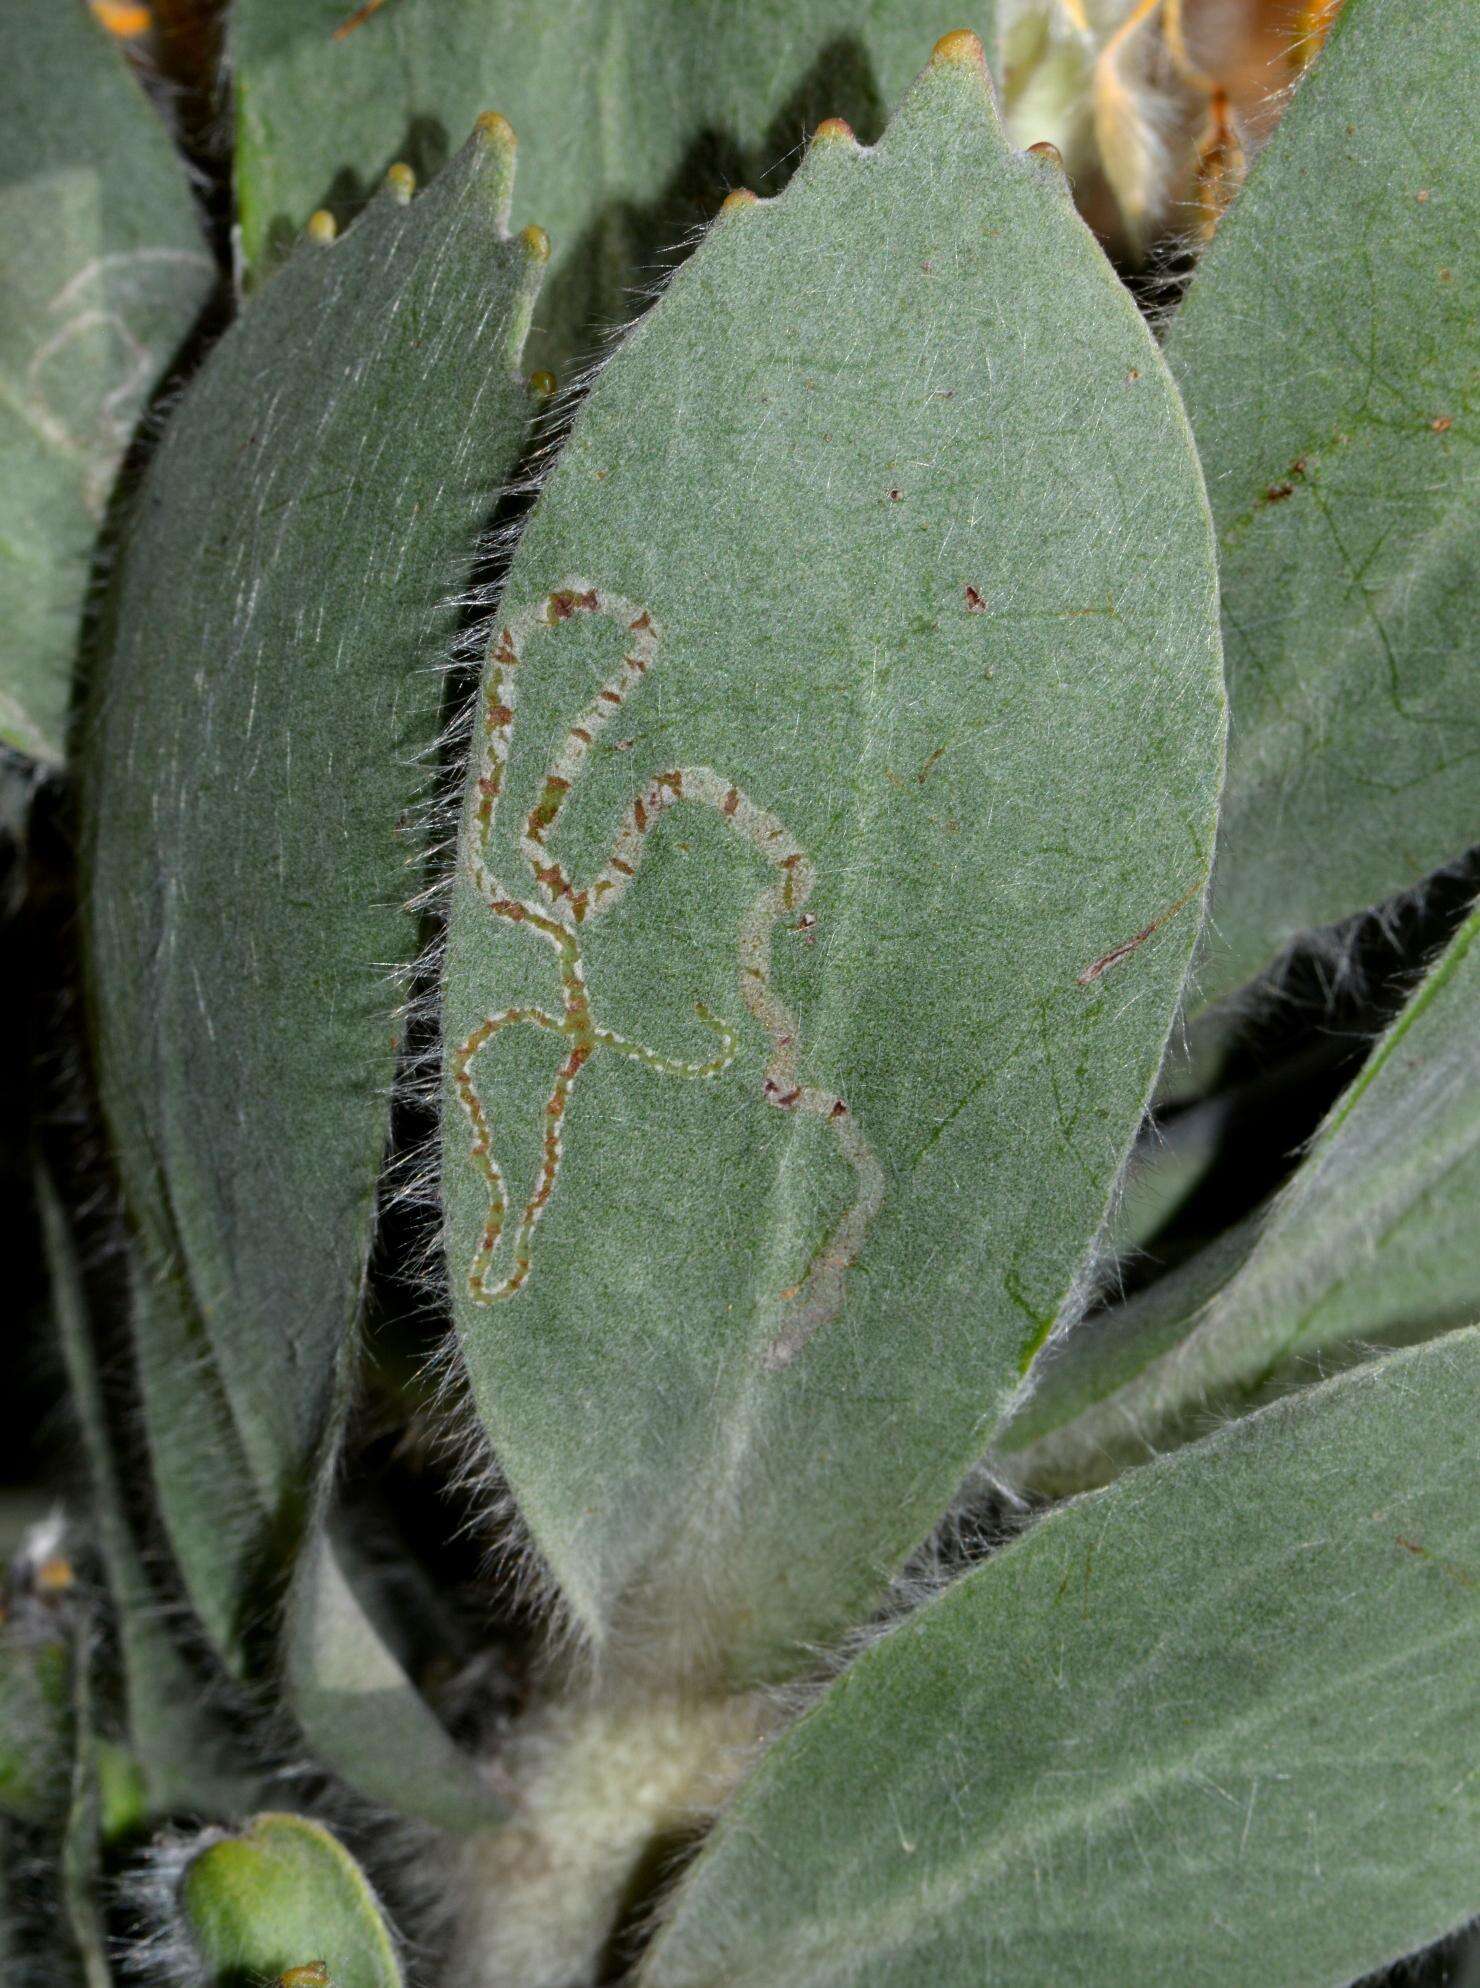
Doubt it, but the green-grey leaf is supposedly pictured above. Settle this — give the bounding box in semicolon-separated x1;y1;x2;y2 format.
131;1247;499;1828
128;1250;263;1678
232;0;996;375
284;1525;506;1833
62;1628;111;1988
440;39;1223;1682
0;0;213;764
0;1613;69;1824
1101;1091;1228;1260
1167;0;1479;1004
84;125;544;1552
179;1813;402;1988
997;899;1480;1494
643;1328;1480;1988
45;1171;258;1817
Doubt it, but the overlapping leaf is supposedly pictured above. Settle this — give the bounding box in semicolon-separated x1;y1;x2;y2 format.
45;1176;255;1819
440;37;1223;1682
1167;0;1479;1003
997;899;1480;1494
85;121;544;1555
284;1526;506;1832
644;1328;1480;1988
0;0;212;764
232;0;997;374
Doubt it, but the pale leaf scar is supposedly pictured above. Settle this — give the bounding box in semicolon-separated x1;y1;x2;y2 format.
454;584;885;1370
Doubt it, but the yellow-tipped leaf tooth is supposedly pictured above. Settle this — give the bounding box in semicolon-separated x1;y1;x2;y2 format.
520;224;551;263
528;370;557;397
384;161;416;203
475;111;517;149
720;188;760;214
812;117;857;146
931;28;987;68
1026;140;1066;169
90;0;151;34
306;209;338;244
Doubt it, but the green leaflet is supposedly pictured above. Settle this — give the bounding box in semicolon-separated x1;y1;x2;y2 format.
996;899;1480;1494
1166;0;1479;1005
0;0;212;764
440;39;1223;1681
45;1172;258;1817
84;124;544;1550
643;1328;1480;1988
232;0;997;375
178;1813;403;1988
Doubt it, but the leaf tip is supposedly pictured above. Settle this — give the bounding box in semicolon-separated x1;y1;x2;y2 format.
305;209;338;245
384;161;416;205
930;29;988;71
474;110;517;152
90;0;152;35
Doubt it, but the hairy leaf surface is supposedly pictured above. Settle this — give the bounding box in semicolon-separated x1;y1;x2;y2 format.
997;900;1480;1493
1167;0;1479;1003
644;1329;1480;1988
232;0;996;374
85;127;543;1549
441;40;1223;1681
0;0;212;763
180;1814;402;1988
45;1178;255;1818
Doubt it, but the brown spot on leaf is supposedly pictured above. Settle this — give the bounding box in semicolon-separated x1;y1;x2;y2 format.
964;585;986;612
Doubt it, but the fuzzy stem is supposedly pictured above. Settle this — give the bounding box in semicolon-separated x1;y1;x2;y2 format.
446;1689;772;1988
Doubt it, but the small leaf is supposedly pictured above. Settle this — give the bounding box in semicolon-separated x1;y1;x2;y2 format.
997;900;1480;1493
84;123;544;1565
644;1329;1480;1988
131;1251;500;1828
0;0;213;763
44;1170;259;1817
231;0;998;372
1166;0;1479;1003
179;1814;402;1988
62;1627;111;1988
0;1608;70;1823
128;1250;264;1678
440;37;1223;1681
284;1526;506;1833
